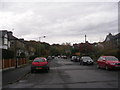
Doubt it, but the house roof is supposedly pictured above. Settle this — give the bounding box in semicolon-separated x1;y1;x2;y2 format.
0;30;18;40
7;32;18;40
105;33;120;42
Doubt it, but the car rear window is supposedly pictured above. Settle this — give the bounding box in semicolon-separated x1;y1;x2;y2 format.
33;58;46;62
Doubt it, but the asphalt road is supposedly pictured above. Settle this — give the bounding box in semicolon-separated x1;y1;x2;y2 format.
2;64;31;86
3;58;119;89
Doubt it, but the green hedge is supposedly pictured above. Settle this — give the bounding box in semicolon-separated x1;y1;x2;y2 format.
2;49;14;59
29;55;39;60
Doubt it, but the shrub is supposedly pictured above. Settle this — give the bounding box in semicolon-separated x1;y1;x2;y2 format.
2;49;14;59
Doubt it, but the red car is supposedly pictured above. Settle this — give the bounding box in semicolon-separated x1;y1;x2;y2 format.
31;57;50;73
97;56;120;70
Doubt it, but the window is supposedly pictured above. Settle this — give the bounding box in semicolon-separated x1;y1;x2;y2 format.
98;57;103;61
11;41;14;45
105;56;118;61
4;34;8;45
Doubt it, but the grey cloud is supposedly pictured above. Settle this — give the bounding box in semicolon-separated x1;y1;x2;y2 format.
0;2;118;44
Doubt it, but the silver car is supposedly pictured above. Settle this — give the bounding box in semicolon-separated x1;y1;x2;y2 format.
80;56;94;65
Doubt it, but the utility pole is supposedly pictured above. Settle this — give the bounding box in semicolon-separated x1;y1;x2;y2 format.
14;39;17;68
38;36;46;57
39;37;41;42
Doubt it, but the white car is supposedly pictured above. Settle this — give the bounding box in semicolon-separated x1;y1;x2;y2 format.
71;56;80;62
71;56;76;61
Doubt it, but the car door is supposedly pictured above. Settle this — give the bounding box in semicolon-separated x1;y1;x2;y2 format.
97;57;102;67
101;57;106;68
80;57;83;64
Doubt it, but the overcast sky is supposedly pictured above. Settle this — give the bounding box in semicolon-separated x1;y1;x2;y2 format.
0;0;119;45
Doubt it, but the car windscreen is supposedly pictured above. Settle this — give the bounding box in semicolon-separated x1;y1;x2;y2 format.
83;57;91;59
33;58;46;62
82;57;92;61
105;57;118;61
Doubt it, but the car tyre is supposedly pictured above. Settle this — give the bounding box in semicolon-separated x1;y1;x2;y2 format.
79;62;81;65
46;67;50;73
97;64;100;69
105;65;109;70
79;61;82;65
46;69;49;73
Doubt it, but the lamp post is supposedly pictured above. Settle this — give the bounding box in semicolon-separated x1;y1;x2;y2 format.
38;36;46;57
39;36;46;42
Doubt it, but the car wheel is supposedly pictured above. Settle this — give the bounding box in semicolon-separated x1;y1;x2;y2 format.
46;67;50;73
48;67;50;70
46;69;49;73
97;64;100;69
83;62;85;65
105;65;109;70
79;61;82;65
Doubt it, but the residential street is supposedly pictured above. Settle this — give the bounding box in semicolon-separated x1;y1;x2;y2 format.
3;58;119;89
1;2;120;90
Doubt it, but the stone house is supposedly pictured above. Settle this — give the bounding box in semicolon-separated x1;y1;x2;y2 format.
0;30;35;69
0;30;35;58
104;33;120;49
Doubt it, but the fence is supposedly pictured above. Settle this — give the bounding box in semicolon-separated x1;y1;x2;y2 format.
1;58;27;69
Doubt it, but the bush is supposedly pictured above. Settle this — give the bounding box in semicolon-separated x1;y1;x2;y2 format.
2;49;14;59
29;55;38;60
103;48;119;59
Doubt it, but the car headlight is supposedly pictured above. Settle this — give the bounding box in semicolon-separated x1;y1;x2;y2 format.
110;63;115;65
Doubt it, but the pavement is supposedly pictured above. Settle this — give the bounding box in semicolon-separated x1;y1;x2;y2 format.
2;64;31;87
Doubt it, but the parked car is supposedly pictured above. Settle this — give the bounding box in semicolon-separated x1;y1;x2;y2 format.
62;55;67;59
80;56;94;65
52;56;55;59
31;57;50;73
97;56;120;70
71;56;75;61
47;56;52;60
71;56;80;62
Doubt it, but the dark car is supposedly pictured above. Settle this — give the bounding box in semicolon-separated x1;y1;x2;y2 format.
97;56;120;70
80;56;94;65
31;57;50;73
62;55;67;59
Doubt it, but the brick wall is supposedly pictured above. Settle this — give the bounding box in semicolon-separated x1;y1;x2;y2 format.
0;60;2;69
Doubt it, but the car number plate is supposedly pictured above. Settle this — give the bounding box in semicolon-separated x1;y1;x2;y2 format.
36;67;42;69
